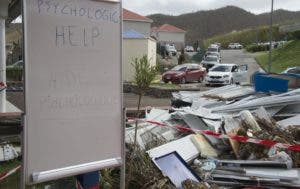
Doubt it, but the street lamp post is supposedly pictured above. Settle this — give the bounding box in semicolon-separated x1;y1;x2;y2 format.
268;0;274;73
0;0;9;112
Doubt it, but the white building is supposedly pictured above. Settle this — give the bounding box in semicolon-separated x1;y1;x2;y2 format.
122;9;156;82
123;30;156;82
151;24;186;50
123;9;153;37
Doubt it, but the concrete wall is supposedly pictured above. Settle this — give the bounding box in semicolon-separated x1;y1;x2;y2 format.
123;20;151;37
157;31;185;49
147;38;157;65
123;38;156;81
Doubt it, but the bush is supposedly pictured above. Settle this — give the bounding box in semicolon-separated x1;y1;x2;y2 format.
246;44;269;52
156;55;177;74
6;67;23;81
291;30;300;40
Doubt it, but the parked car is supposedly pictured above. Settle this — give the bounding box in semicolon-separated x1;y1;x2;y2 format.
201;55;220;69
207;46;220;53
185;46;194;52
281;67;300;75
166;44;177;56
205;51;221;60
204;63;248;86
228;43;243;49
213;43;221;48
162;63;206;84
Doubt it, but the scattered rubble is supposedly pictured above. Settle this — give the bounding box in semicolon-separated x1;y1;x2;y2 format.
126;85;300;188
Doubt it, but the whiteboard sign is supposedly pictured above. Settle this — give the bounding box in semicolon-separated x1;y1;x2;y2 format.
23;0;122;184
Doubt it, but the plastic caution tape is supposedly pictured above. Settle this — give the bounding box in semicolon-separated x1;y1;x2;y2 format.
127;118;300;152
0;165;21;182
0;81;6;91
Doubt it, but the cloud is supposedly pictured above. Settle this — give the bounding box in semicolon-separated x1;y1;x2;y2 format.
123;0;300;16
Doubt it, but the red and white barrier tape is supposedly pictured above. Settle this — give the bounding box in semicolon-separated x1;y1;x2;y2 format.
0;81;6;91
127;118;300;152
0;165;21;182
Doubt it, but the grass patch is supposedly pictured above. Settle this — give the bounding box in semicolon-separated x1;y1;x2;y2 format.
255;40;300;73
0;160;21;189
150;82;179;89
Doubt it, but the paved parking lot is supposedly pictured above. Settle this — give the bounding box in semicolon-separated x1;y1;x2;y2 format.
221;49;262;83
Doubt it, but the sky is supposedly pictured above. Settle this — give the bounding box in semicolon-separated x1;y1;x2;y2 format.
123;0;300;16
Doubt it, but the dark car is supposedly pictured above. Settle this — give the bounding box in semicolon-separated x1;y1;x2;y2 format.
162;63;206;84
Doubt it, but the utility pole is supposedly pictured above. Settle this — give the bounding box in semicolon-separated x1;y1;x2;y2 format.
268;0;274;73
0;1;9;112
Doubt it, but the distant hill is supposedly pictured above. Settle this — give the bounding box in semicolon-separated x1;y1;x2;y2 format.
148;6;300;43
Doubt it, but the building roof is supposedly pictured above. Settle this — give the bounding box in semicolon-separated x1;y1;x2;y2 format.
123;9;153;23
123;29;146;39
154;24;186;33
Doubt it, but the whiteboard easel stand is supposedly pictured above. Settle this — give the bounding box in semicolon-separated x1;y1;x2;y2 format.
21;0;124;188
0;0;9;113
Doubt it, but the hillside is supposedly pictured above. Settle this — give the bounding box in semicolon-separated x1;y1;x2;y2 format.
204;25;283;48
148;6;300;43
256;40;300;72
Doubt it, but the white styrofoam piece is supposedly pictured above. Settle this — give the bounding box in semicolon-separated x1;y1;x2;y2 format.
147;135;199;162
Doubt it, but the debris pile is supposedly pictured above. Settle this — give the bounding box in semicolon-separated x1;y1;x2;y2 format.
126;85;300;188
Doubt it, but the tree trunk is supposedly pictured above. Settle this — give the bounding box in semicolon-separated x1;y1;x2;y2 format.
133;93;142;154
126;93;142;189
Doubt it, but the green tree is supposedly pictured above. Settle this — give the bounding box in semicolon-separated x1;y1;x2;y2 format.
126;55;157;188
131;55;157;148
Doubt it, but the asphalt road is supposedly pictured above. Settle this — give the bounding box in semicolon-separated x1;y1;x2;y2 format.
220;49;262;83
124;93;171;108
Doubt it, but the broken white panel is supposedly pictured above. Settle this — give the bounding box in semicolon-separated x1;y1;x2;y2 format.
202;118;222;132
174;112;212;131
277;115;300;128
205;86;255;100
172;91;203;103
182;107;223;120
192;97;225;109
223;115;241;133
218;87;254;100
276;103;300;116
245;168;300;181
204;85;240;97
146;108;171;122
172;85;240;102
265;106;286;116
0;144;19;162
211;94;300;113
147;135;199;162
125;123;177;149
191;134;218;157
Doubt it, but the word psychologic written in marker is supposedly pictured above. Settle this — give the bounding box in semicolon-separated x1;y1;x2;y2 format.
36;0;120;23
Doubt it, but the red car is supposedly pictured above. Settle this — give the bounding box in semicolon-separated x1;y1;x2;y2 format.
162;63;206;84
